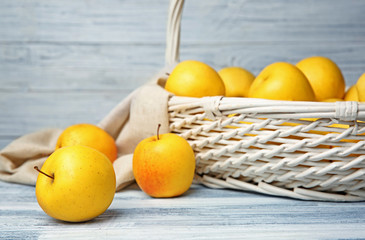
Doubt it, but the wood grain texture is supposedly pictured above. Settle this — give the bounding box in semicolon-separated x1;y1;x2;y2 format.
1;180;365;239
1;1;365;237
1;0;365;149
0;0;169;43
179;0;365;83
0;0;168;148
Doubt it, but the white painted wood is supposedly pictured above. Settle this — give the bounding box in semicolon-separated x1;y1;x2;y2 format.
178;0;365;84
0;0;169;43
0;92;125;140
1;0;365;148
1;180;365;239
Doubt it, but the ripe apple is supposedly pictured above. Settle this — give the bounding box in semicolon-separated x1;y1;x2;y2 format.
296;56;345;101
248;62;316;101
344;85;359;101
322;98;344;102
133;125;195;198
165;60;225;97
218;66;255;97
56;123;118;163
356;73;365;102
35;145;116;222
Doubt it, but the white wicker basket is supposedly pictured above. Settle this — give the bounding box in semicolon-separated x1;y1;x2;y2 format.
165;0;365;201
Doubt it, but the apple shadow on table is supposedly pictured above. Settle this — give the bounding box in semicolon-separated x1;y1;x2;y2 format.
48;208;124;225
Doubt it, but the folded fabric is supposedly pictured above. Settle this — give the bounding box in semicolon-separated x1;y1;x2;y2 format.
0;68;172;191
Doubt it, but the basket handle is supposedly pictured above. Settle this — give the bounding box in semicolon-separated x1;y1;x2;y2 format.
165;0;185;67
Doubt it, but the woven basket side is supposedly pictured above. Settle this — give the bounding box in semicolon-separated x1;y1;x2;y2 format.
164;0;365;201
169;96;365;201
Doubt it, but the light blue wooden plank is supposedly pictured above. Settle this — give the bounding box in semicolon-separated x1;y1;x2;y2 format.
1;181;365;239
0;42;362;92
0;91;129;148
0;64;164;92
180;0;365;43
0;43;166;69
0;43;165;91
0;0;169;43
1;0;364;44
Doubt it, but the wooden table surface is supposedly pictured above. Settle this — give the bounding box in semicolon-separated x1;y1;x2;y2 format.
1;180;365;240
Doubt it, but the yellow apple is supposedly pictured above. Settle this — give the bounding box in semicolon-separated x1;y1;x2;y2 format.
133;125;195;198
56;123;118;163
296;56;345;101
218;66;255;97
322;98;344;102
35;145;116;222
355;73;365;102
165;60;225;97
248;62;316;101
344;85;359;101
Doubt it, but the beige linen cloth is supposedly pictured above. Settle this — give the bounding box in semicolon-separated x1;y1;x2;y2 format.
0;69;172;191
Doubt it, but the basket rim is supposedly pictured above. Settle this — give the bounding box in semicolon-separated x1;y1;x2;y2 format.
168;95;365;122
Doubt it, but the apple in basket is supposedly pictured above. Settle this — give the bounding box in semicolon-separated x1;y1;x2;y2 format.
296;56;345;101
344;84;359;101
165;60;225;97
133;124;195;198
218;66;255;97
34;145;116;222
248;62;316;101
355;72;365;102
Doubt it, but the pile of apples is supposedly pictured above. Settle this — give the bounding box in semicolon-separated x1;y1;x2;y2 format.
165;56;365;102
35;56;363;223
34;124;118;222
35;122;196;223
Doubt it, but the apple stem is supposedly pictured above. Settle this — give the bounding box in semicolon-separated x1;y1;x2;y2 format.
34;166;54;179
157;124;161;140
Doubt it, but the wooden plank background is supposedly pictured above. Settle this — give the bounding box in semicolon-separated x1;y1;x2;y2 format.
2;180;365;239
1;0;365;149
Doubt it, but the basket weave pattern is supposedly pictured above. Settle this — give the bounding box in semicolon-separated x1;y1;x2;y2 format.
165;0;365;201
